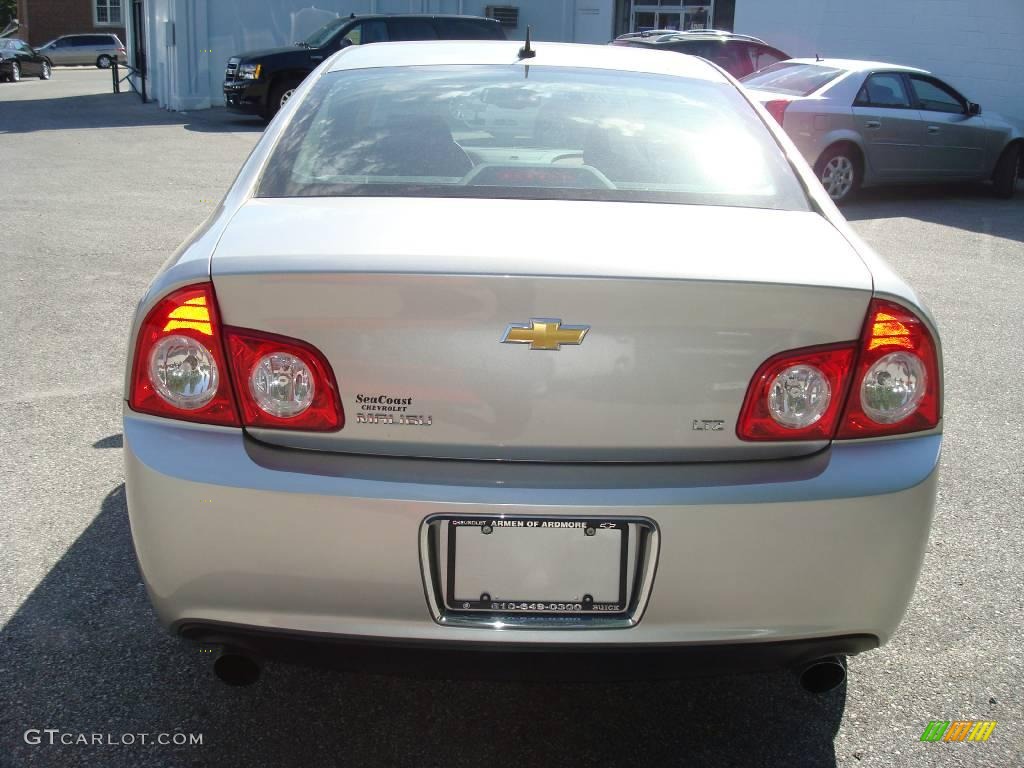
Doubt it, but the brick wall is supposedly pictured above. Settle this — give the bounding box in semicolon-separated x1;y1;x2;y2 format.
17;0;126;48
734;0;1024;121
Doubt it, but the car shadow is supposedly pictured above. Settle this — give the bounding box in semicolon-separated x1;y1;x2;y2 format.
0;91;264;135
1;484;846;767
92;433;123;449
843;182;1024;243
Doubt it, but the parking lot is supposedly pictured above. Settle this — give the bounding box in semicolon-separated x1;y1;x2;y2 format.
1;68;1021;768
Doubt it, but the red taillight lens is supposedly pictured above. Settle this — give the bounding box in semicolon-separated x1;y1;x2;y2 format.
836;299;940;438
764;99;791;126
129;283;240;426
737;343;856;441
129;283;344;431
225;327;343;431
737;299;940;442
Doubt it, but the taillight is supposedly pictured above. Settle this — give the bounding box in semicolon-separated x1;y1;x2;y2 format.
129;283;239;426
836;299;940;438
225;327;343;431
737;343;856;441
737;299;940;441
129;283;344;431
764;99;790;126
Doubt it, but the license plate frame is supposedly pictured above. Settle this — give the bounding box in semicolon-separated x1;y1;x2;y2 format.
443;517;630;616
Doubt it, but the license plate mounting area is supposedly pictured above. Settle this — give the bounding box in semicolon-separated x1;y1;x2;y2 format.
444;517;632;616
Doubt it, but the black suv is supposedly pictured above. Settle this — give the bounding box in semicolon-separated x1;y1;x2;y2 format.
611;31;789;80
224;14;505;120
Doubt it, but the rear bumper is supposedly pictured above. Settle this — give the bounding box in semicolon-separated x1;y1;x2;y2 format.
125;411;940;651
222;80;266;114
179;621;878;678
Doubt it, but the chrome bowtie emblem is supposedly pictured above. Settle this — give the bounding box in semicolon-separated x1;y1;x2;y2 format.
501;318;589;351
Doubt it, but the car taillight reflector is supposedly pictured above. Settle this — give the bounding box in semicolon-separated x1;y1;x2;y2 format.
764;99;791;126
129;283;344;431
129;283;239;426
737;299;941;442
225;327;343;431
737;344;856;441
836;299;940;438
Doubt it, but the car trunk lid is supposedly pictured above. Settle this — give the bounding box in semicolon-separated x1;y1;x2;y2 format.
211;197;872;461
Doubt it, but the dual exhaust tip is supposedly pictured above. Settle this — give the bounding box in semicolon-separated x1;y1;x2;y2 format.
798;656;847;694
213;647;261;687
211;646;847;694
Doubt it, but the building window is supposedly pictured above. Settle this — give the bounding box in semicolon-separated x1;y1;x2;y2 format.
627;3;714;33
95;0;123;26
485;6;520;27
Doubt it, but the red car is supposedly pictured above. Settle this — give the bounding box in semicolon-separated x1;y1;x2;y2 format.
612;30;788;80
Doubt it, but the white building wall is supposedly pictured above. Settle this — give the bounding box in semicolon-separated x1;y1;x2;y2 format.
735;0;1024;121
141;0;615;111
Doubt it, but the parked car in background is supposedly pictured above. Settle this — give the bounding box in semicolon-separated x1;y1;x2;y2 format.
613;29;683;41
0;38;52;82
37;33;125;68
224;14;506;121
611;30;789;80
129;40;943;693
742;59;1024;202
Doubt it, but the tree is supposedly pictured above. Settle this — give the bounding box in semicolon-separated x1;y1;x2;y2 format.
0;0;17;29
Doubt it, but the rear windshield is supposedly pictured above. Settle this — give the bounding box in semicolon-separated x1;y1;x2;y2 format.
741;62;845;96
258;65;810;211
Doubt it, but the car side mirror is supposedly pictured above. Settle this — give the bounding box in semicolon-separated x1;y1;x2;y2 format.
968;102;981;116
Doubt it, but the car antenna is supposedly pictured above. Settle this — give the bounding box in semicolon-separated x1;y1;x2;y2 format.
518;26;536;60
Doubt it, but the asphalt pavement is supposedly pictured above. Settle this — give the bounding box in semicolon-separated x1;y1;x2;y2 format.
0;68;1021;768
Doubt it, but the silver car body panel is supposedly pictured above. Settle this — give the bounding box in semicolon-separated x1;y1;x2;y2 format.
212;198;872;461
126;411;939;645
124;42;944;651
745;58;1024;187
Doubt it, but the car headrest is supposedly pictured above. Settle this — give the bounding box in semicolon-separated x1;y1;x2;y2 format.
583;120;687;185
320;114;472;178
868;82;901;106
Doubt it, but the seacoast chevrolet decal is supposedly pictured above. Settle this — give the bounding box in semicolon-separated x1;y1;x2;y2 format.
354;393;432;426
355;393;414;412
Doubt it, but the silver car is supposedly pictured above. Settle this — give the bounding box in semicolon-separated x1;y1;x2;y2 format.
742;58;1024;202
124;41;943;691
37;33;125;68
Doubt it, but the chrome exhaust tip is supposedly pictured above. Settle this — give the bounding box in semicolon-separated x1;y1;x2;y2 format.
213;647;261;686
798;656;846;694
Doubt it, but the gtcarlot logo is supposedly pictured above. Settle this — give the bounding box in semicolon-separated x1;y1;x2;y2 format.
24;729;203;747
920;720;997;742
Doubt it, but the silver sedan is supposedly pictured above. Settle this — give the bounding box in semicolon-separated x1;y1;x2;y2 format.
742;58;1024;202
123;41;942;691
